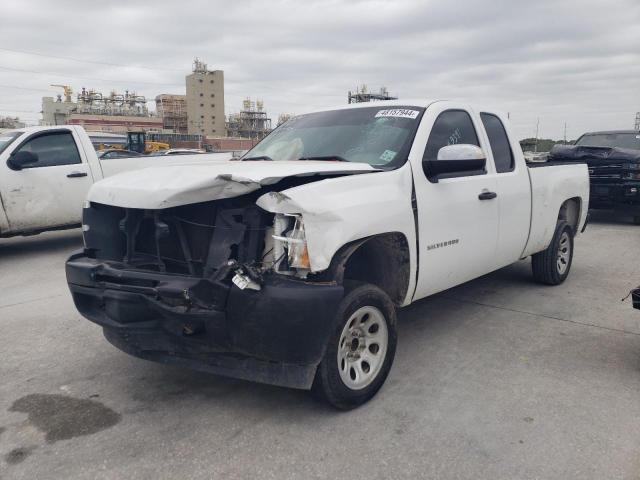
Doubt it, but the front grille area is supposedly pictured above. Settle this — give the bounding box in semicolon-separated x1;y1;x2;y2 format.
588;163;623;182
83;198;270;278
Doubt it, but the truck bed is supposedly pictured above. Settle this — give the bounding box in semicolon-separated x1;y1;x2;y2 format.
523;162;590;257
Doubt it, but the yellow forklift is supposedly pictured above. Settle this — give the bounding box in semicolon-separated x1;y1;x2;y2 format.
126;131;170;154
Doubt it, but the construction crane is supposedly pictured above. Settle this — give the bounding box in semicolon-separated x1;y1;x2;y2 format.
50;84;73;102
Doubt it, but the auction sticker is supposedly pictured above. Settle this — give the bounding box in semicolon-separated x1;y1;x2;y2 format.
379;150;397;162
375;109;419;119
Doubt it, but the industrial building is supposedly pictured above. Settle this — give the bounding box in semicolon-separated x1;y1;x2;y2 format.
186;58;225;136
37;58;274;146
41;86;161;133
348;85;397;103
41;96;77;126
227;98;272;139
155;94;188;134
66;114;162;133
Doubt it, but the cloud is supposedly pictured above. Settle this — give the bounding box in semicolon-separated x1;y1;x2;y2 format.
0;0;638;138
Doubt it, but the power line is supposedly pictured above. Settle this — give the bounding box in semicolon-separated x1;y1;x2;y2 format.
0;47;185;72
0;84;53;93
0;65;183;87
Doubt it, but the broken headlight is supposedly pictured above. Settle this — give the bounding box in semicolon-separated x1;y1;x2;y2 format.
81;200;91;248
272;214;310;271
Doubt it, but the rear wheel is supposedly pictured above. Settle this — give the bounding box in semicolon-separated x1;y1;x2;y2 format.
532;220;574;285
633;216;640;225
312;284;397;410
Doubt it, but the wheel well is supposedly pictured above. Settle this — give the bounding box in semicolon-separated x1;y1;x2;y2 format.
318;232;410;306
558;197;581;233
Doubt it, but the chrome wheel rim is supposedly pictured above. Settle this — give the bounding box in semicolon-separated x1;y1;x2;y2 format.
337;306;388;390
556;231;571;274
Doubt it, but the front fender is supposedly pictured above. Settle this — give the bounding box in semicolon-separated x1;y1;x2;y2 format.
256;164;417;305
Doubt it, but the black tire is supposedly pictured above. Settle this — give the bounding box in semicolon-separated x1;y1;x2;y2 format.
531;220;574;285
633;216;640;226
312;284;397;410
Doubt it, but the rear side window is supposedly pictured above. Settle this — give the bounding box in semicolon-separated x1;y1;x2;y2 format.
423;110;480;163
480;113;514;173
15;131;81;167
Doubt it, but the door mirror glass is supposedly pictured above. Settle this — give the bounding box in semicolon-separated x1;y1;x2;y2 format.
424;144;486;182
7;150;39;170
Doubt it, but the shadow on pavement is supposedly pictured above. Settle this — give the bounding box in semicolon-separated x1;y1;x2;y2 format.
0;229;82;259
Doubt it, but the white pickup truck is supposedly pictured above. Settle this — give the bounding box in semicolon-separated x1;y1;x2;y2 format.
66;100;589;409
0;126;232;237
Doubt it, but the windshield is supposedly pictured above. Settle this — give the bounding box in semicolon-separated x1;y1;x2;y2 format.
0;131;21;155
575;132;640;150
243;106;424;167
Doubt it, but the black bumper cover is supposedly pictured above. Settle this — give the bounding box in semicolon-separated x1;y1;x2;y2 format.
66;251;344;389
588;183;640;214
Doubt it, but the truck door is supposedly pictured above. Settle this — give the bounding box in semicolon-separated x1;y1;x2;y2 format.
1;129;94;233
411;106;499;299
479;112;531;267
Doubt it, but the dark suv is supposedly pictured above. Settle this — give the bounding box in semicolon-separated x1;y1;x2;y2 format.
549;130;640;224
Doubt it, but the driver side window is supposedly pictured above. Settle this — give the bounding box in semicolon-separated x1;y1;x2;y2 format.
16;131;81;168
422;110;480;175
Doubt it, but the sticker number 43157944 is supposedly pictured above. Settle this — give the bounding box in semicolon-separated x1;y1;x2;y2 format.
375;109;420;119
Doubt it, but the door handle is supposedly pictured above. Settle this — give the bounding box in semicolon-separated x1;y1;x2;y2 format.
67;171;88;178
478;191;497;200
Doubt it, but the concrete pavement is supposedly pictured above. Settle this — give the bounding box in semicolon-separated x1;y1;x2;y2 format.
0;213;639;479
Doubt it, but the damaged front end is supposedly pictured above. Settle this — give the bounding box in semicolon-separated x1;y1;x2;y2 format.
66;193;344;389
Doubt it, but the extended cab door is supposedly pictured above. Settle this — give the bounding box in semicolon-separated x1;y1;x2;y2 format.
411;104;499;299
478;112;531;266
1;129;94;233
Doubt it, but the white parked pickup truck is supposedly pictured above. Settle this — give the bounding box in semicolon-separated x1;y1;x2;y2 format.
66;100;589;409
0;126;233;237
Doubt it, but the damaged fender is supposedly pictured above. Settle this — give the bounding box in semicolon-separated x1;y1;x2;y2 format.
256;163;418;306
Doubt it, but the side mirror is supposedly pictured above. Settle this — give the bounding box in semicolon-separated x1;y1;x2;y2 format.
7;150;38;170
425;144;486;182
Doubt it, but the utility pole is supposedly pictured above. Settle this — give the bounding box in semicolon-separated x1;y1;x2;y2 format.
563;122;567;144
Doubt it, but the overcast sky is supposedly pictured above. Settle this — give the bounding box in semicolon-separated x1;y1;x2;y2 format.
1;0;638;139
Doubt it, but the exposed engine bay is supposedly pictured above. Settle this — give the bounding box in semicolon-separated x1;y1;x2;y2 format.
80;174;356;314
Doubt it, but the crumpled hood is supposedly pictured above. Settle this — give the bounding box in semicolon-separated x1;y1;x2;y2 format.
88;161;377;209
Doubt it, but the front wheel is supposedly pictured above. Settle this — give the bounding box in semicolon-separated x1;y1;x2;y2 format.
531;220;574;285
633;216;640;225
312;284;397;410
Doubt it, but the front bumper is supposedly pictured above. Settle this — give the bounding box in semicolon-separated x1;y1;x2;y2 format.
66;251;344;389
588;182;640;214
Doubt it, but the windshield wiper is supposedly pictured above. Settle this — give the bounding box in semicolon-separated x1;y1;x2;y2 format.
242;155;273;161
297;155;349;162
